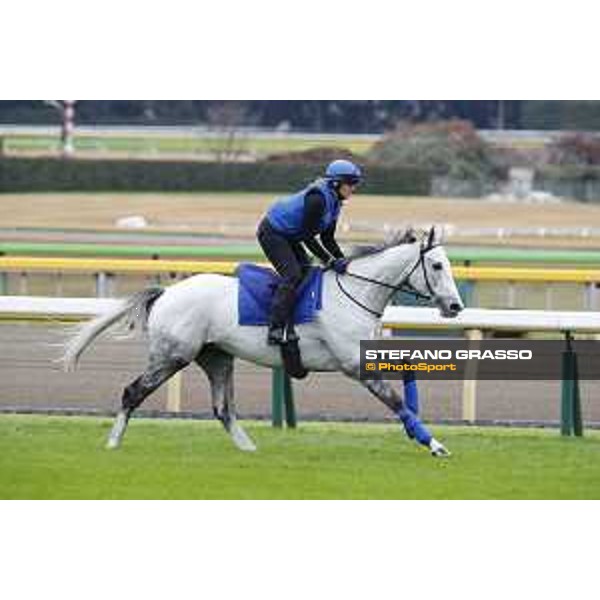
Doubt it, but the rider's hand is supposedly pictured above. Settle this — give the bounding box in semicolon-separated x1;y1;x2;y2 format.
328;258;349;274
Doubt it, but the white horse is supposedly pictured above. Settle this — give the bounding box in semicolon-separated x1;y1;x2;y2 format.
62;226;464;457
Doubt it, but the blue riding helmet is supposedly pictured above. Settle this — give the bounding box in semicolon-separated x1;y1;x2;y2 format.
325;160;363;186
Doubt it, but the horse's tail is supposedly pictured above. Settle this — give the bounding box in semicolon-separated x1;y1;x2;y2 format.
60;287;164;372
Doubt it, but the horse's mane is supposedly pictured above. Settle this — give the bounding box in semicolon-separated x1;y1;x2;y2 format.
347;227;420;260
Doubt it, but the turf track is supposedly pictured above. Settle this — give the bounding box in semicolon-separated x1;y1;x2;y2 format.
1;414;599;499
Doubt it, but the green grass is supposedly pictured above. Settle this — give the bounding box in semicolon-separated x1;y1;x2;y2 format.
3;134;373;157
1;415;600;499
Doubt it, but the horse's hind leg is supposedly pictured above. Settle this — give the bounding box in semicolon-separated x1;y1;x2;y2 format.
195;344;256;452
107;355;188;449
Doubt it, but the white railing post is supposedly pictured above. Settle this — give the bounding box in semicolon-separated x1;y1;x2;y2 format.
462;328;482;423
507;281;516;308
166;372;182;413
95;272;115;297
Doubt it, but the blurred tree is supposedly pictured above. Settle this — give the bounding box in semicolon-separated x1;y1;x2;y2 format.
368;120;498;180
205;101;248;162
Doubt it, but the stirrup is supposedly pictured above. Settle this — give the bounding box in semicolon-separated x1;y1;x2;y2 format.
284;326;299;343
267;325;286;346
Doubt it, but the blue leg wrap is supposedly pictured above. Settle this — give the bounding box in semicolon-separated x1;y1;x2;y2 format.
403;372;419;416
398;408;432;447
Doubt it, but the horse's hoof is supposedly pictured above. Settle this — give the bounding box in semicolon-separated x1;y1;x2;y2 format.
106;438;120;450
230;422;257;452
106;412;128;450
430;439;451;458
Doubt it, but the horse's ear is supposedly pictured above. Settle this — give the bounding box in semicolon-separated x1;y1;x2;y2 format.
427;226;436;248
427;225;445;247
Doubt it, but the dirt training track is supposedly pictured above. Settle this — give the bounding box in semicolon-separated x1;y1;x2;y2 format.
4;192;600;248
2;323;599;427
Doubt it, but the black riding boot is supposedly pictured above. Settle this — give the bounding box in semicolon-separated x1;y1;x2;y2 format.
267;276;300;345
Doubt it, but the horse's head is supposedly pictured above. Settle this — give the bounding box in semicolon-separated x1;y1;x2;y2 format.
404;226;464;318
345;226;464;319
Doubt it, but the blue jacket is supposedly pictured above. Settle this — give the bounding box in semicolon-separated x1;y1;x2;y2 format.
266;179;341;241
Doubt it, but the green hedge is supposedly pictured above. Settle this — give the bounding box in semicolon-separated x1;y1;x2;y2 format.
0;157;430;196
536;165;600;181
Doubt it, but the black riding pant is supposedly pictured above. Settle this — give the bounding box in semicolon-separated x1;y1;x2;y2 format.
257;218;311;327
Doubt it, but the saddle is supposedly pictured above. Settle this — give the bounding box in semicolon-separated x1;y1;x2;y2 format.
236;263;323;326
236;263;324;379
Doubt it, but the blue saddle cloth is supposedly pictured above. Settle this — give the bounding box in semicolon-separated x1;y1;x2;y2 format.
237;263;324;326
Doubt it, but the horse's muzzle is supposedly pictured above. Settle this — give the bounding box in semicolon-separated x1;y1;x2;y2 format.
438;298;464;318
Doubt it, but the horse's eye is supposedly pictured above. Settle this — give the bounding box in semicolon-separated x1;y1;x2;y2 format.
432;263;443;271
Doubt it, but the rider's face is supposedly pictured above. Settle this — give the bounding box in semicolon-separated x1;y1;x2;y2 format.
339;182;358;200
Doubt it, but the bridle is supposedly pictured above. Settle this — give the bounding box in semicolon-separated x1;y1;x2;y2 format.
334;242;440;319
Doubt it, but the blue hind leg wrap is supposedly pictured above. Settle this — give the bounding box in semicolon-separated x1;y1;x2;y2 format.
398;408;432;447
403;372;419;416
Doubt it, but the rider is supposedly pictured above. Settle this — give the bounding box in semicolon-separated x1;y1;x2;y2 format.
257;159;363;345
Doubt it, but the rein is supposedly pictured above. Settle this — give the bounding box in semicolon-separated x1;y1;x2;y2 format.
334;243;439;319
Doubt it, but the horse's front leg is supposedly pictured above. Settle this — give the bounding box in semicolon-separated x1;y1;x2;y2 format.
340;360;450;457
365;376;450;457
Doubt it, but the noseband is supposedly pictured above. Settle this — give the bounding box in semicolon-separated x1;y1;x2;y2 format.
334;242;440;319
